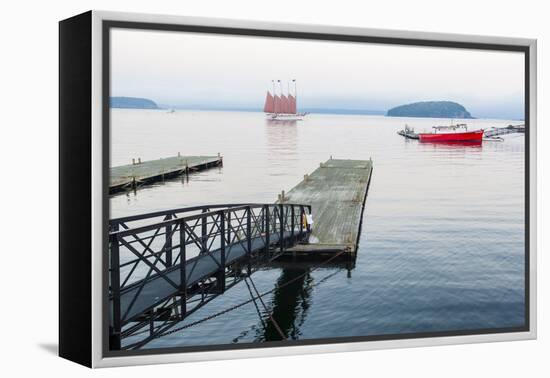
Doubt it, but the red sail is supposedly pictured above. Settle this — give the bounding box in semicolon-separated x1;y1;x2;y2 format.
288;94;297;114
263;91;274;113
281;95;289;114
274;95;281;113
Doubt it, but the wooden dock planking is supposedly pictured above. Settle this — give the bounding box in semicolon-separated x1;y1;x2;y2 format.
282;158;373;255
110;155;222;193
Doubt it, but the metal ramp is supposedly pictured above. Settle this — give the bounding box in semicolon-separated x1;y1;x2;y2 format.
109;203;311;350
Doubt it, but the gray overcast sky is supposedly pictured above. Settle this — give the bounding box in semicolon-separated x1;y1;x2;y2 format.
111;28;525;119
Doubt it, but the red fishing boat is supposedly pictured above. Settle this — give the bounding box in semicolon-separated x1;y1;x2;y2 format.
263;79;307;121
419;124;483;142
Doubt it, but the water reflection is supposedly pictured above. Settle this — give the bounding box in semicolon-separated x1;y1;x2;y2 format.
263;267;312;341
419;140;483;148
266;119;299;127
265;119;299;156
233;257;356;342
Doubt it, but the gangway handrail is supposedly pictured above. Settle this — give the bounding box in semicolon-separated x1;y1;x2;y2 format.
110;202;311;228
108;202;312;350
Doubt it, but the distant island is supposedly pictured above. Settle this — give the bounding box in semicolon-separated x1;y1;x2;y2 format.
386;101;473;119
110;97;159;109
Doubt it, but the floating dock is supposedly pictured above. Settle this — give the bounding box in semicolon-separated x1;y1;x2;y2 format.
484;124;525;138
281;158;373;256
109;155;222;194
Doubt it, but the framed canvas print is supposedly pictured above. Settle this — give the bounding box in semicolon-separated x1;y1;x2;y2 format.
59;10;537;368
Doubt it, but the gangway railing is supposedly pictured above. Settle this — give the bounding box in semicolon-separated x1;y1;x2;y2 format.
108;203;311;350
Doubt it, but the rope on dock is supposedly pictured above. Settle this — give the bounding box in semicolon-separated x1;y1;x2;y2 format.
246;276;287;340
152;250;347;339
229;268;343;343
244;277;267;330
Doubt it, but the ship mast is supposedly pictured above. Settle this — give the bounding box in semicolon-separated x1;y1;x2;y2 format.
279;80;283;114
293;79;297;114
286;81;290;101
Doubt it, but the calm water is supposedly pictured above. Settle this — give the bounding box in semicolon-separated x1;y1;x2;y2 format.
110;109;525;348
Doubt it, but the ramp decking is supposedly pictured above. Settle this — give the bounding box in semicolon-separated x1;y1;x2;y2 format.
110;155;222;193
282;158;373;255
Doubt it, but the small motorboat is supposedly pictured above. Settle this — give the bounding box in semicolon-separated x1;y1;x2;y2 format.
397;124;419;139
418;123;483;142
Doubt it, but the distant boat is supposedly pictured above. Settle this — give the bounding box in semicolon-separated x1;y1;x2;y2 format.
397;124;419;139
264;79;307;121
418;124;483;142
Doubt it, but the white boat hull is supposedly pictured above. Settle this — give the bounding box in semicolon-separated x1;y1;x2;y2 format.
266;113;306;121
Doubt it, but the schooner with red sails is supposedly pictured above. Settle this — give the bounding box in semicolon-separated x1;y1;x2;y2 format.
263;79;307;121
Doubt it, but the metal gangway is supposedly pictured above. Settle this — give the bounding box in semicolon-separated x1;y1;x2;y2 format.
109;203;312;350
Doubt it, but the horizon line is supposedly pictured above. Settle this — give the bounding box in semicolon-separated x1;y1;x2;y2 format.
110;105;524;121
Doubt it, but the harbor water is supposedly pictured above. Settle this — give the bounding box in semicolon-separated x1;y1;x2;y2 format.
110;109;525;348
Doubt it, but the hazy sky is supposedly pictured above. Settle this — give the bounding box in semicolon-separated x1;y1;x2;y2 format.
111;28;525;119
